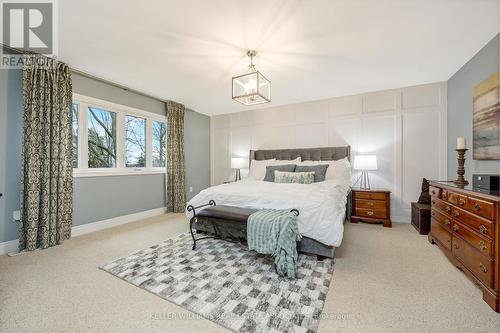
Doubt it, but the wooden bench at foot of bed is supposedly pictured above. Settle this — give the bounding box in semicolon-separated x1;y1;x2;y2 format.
187;201;335;260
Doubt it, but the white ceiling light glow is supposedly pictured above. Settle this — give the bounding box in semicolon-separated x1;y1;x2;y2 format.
232;50;271;106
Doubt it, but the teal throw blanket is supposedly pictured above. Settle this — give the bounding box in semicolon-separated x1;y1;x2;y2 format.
247;209;302;278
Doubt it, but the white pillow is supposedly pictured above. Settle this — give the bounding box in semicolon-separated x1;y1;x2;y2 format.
298;157;352;183
248;158;276;180
273;157;302;165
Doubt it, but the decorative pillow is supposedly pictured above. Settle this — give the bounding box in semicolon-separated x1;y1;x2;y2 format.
418;178;431;204
273;157;302;165
326;157;352;184
299;158;352;184
263;164;296;182
294;165;329;182
248;159;276;180
274;171;315;184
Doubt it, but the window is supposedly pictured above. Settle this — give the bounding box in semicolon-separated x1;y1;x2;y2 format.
88;107;117;168
72;94;167;177
72;103;79;168
152;120;166;167
125;115;146;167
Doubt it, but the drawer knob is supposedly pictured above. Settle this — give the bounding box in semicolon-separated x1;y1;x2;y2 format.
444;219;450;226
445;206;451;213
368;202;374;207
479;263;487;273
474;204;481;211
367;211;374;216
479;225;487;234
478;240;487;252
452;224;459;232
458;199;465;206
453;211;460;218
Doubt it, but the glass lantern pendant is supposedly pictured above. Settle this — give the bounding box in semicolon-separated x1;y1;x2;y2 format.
232;50;271;105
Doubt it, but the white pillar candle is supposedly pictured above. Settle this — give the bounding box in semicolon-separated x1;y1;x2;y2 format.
457;137;466;149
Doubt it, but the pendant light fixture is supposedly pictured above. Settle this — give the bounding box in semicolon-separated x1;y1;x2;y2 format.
232;50;271;105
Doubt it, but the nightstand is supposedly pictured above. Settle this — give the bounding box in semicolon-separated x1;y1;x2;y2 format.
351;188;392;227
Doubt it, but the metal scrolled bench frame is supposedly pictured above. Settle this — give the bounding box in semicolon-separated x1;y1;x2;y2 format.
186;200;217;250
187;200;299;251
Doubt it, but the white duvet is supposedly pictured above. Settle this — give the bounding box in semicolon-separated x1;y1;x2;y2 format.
186;179;350;247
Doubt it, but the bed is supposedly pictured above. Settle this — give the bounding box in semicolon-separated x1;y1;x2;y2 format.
186;146;351;258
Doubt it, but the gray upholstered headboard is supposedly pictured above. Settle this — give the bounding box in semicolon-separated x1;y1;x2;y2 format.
249;146;350;164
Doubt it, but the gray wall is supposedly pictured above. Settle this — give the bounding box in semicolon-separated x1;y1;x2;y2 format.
447;34;500;180
185;109;211;201
0;70;210;242
0;68;23;243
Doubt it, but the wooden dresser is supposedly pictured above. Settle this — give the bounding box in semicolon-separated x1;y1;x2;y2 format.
428;181;500;312
351;188;391;227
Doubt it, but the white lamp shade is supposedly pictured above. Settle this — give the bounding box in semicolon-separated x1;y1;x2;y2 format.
353;155;378;171
231;157;248;169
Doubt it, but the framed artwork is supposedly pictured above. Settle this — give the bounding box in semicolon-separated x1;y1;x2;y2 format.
473;71;500;160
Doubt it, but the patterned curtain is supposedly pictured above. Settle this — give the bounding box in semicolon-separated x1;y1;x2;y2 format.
19;55;73;251
166;101;186;213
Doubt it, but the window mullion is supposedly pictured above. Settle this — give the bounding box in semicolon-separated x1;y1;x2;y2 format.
116;112;125;170
80;103;89;171
146;118;152;170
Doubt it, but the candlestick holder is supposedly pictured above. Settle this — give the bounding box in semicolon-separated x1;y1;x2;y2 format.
453;149;469;186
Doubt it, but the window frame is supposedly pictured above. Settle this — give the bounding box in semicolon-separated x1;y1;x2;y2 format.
72;93;167;178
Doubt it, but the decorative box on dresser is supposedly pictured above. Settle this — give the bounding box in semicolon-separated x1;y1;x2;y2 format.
428;181;500;312
351;188;391;227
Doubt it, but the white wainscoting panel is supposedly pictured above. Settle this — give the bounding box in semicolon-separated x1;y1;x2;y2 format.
210;82;447;222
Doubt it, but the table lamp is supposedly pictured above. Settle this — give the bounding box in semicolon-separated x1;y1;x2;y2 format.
231;157;248;181
353;155;378;189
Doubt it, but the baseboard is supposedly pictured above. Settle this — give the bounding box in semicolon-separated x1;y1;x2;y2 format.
71;207;167;237
0;239;19;256
392;215;411;223
0;207;167;256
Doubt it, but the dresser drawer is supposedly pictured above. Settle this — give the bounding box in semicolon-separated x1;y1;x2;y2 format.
355;207;387;219
431;219;451;250
355;199;386;209
430;208;451;229
429;186;441;198
451;221;493;258
444;190;467;207
431;197;453;215
353;191;387;201
452;236;494;289
450;206;494;239
466;197;496;221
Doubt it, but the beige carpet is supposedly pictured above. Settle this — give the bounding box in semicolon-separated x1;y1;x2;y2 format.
0;214;499;332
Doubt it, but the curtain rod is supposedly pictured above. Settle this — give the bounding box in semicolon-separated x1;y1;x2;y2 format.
1;43;168;104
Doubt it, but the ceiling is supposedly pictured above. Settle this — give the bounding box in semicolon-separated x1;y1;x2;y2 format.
59;0;499;116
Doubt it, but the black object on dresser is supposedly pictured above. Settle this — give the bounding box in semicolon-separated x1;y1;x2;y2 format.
473;174;499;195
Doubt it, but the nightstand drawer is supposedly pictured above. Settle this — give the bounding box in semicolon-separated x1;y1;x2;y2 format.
353;192;387;201
355;207;387;219
355;199;386;209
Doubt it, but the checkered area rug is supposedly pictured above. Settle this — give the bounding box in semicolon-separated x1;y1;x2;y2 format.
100;233;334;333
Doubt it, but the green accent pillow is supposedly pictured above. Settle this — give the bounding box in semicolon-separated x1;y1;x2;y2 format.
274;171;315;184
294;165;329;182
